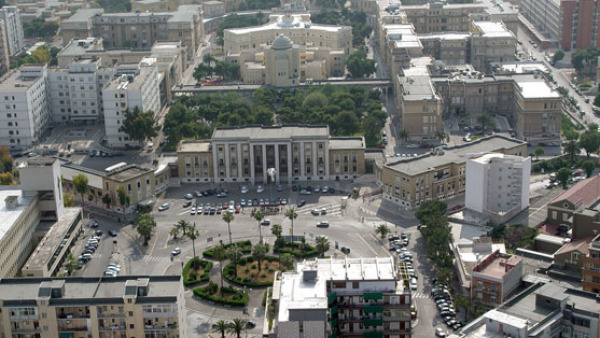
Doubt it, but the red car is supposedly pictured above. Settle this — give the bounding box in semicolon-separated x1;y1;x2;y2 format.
235;205;241;214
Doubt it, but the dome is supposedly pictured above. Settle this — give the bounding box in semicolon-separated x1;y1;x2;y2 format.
271;34;293;50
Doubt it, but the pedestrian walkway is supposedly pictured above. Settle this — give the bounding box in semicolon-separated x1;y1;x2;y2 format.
412;292;429;299
91;252;170;264
296;203;343;216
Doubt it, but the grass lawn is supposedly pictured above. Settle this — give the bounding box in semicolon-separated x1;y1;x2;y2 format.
236;259;279;283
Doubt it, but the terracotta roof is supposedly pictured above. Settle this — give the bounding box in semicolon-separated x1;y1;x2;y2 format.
551;175;600;208
555;236;594;256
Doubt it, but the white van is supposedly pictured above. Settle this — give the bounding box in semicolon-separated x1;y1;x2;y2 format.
147;143;154;151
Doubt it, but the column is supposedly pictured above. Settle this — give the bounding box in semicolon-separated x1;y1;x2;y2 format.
312;141;318;180
237;143;242;180
212;143;218;183
275;144;280;183
224;142;230;182
287;143;292;184
250;144;255;185
300;142;305;179
324;140;330;179
262;144;267;183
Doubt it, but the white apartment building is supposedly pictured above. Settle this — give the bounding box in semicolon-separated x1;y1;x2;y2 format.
46;57;115;124
465;153;530;224
0;6;24;56
103;65;160;147
0;66;50;149
0;19;9;76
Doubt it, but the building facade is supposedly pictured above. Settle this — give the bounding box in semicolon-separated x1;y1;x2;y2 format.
102;65;161;147
0;6;24;56
471;251;523;308
0;66;50;149
465;153;530;224
582;234;600;293
376;135;527;210
469;21;516;72
267;257;412;338
400;2;487;34
0;19;10;76
0;275;186;337
177;125;366;184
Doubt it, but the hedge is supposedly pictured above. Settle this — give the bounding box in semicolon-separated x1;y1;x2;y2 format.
202;240;253;259
182;258;213;287
193;282;248;307
222;256;279;287
273;242;319;258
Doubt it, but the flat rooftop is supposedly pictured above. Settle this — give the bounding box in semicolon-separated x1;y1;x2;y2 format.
419;32;470;41
21;208;82;272
315;257;397;281
398;57;436;100
277;267;328;322
329;137;364;150
383;24;421;49
226;14;349;35
0;189;34;244
178;140;211;153
386;135;526;176
212;125;330;141
472;21;514;38
492;61;549;74
105;66;154;91
0;276;181;302
106;165;153;182
0;69;43;92
474;253;520;279
517;81;559;99
61;8;102;24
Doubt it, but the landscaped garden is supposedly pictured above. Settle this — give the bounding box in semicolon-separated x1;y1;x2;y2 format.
182;257;212;286
193;282;249;307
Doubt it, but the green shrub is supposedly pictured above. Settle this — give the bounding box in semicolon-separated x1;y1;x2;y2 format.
250;273;255;278
193;284;248;307
268;268;275;273
244;268;250;273
203;240;252;259
262;289;268;307
182;258;213;286
251;264;257;269
273;243;319;258
247;256;254;263
222;262;275;287
261;273;267;278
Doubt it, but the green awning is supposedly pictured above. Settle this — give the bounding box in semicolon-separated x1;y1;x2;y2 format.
330;318;338;327
330;332;338;338
329;306;338;317
364;292;383;301
364;318;383;327
363;331;383;338
364;305;383;313
328;292;337;303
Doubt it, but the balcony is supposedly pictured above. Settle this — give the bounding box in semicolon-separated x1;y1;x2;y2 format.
58;325;89;332
142;311;178;318
99;325;125;331
97;311;125;318
144;323;179;330
364;293;383;301
364;305;383;314
10;314;38;321
12;327;41;334
364;318;383;327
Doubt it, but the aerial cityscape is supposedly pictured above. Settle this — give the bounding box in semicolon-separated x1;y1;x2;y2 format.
0;0;599;336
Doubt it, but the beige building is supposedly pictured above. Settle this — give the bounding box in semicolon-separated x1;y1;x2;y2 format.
223;14;352;56
0;275;185;338
469;21;516;72
394;56;442;141
60;5;203;60
177;125;365;184
582;234;600;294
0;19;9;76
399;2;487;34
418;32;470;67
379;24;423;74
131;0;183;12
376;135;527;209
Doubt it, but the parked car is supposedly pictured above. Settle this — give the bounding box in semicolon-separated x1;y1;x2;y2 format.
108;230;117;237
340;246;350;254
435;328;447;337
241;186;249;194
183;201;192;208
317;221;330;228
320;208;327;215
261;219;271;226
311;209;320;215
297;200;306;207
184;193;193;200
158;203;170;211
256;185;264;193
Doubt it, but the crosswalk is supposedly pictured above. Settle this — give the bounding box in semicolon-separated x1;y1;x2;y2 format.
92;252;171;263
412;292;428;299
297;204;343;216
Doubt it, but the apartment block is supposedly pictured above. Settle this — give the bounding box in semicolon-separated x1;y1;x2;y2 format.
0;66;50;149
102;65;160;147
520;0;600;50
60;5;203;60
398;2;487;34
0;19;10;76
452;282;600;338
471;251;523;308
0;6;24;56
582;234;600;293
0;275;185;337
465;153;530;224
223;14;352;56
469;21;516;72
394;56;442;141
176;125;365;184
379;24;423;75
266;257;411;338
376;135;527;209
418;32;470;67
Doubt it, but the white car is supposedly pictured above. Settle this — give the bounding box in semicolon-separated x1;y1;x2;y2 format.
190;207;196;215
171;247;182;256
241;186;249;194
256;185;264;193
435;328;447;337
300;189;311;195
158;203;170;211
106;265;121;272
104;270;117;277
410;277;418;290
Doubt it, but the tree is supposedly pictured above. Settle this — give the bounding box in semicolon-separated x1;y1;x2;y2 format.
228;245;244;278
63;192;75;207
170;227;180;239
346;49;376;78
133;213;156;245
316;236;330;257
119;107;158;145
284;207;298;247
579;132;600;158
65;253;79;275
557;167;572;189
212;320;228;338
187;224;199;261
583;160;596;177
399;129;409;142
203;53;216;67
252;243;267;271
1;154;13;173
336;111;360;135
564;140;581;163
193;63;213;82
594;93;600;107
552;50;565;65
477;112;494;129
221;211;235;244
375;223;390;241
572;49;586;71
213;244;227;294
227;319;247;338
280;253;295;270
72;174;89;209
534;146;545;160
117;186;129;209
0;172;13;185
271;224;283;247
253;210;265;243
101;193;112;209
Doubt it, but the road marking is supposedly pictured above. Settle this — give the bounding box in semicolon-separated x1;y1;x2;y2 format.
356;233;379;256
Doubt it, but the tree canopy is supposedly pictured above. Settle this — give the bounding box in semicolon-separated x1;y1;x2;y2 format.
216;13;268;46
23;18;59;39
92;0;131;13
119;107;158;145
346;49;376;78
311;9;373;47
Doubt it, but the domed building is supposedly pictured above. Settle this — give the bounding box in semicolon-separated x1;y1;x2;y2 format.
264;34;300;87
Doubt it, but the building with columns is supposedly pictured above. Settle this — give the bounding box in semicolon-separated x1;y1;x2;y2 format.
177;125;365;184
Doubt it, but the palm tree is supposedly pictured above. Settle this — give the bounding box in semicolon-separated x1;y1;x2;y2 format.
253;210;265;243
271;224;283;269
284;207;298;248
252;243;267;271
228;244;243;278
169;227;180;239
187;223;199;262
375;223;390;241
212;320;228;338
227;318;247;338
176;219;189;237
565;140;581;164
316;236;330;258
203;53;215;67
213;244;227;294
222;211;235;244
280;253;295;270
